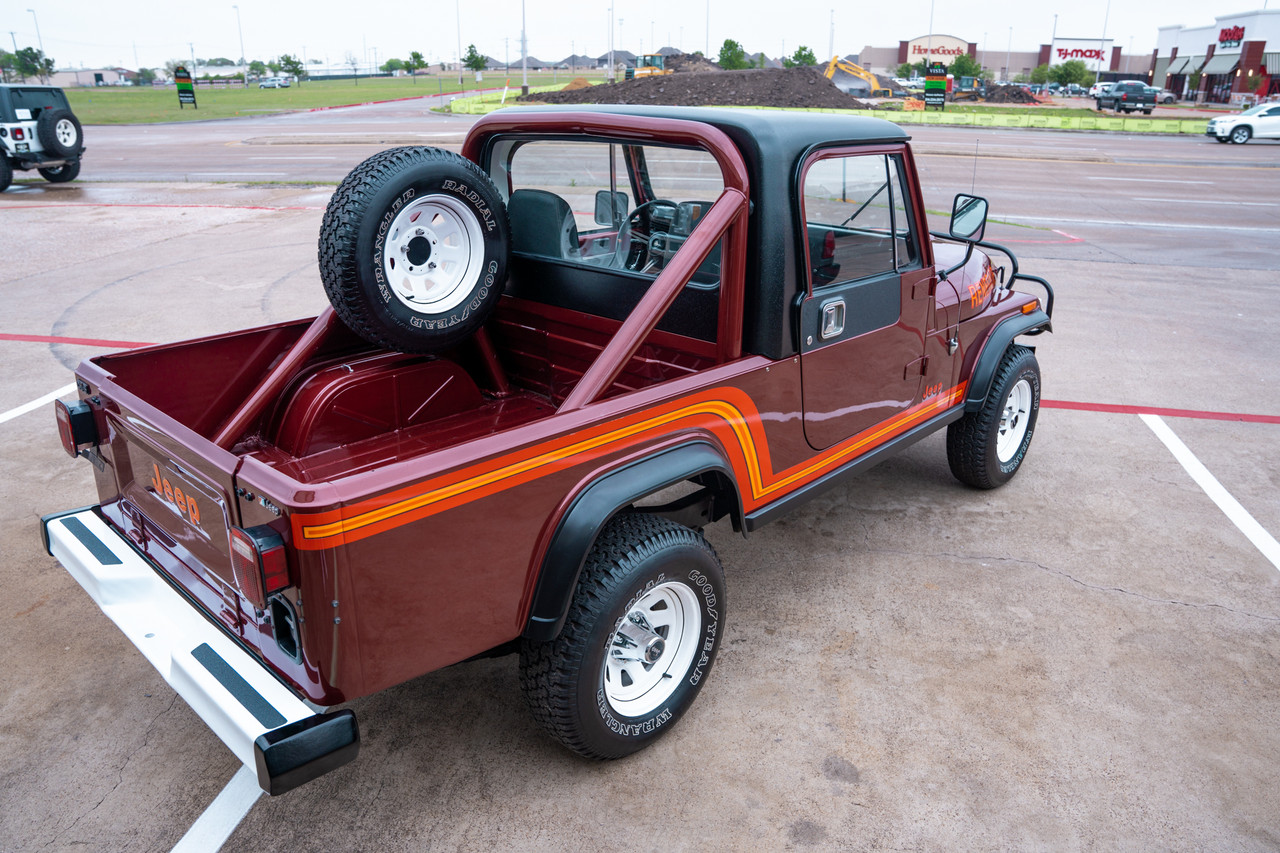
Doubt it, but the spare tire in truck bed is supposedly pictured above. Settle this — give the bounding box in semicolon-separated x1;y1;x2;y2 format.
319;146;510;353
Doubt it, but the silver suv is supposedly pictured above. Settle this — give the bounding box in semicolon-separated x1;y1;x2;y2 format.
0;84;84;191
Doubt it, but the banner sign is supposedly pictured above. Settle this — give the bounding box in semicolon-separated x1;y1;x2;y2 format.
175;66;197;109
924;62;947;109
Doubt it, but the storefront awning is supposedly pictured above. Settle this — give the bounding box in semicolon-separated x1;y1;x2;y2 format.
1165;56;1191;75
1201;54;1239;75
1265;53;1280;75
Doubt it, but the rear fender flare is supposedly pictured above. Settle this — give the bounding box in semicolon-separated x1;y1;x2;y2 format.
964;309;1051;412
522;441;741;642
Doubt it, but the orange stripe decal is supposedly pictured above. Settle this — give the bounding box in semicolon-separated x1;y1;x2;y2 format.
292;383;965;549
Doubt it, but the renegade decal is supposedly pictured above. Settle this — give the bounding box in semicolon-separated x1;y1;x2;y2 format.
292;383;966;549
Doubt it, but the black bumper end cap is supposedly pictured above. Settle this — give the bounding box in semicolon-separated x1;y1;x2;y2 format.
253;709;359;796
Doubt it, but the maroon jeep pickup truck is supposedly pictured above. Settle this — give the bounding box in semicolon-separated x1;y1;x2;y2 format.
43;106;1053;794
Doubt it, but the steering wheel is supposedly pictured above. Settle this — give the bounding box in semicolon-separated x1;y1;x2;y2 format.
615;198;678;271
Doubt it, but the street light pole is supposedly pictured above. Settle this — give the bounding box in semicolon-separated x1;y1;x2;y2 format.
26;9;43;55
521;0;528;94
1094;0;1111;87
1005;27;1011;82
608;2;614;83
232;4;246;87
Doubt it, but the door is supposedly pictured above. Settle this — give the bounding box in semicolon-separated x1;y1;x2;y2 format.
1257;105;1280;139
798;149;931;450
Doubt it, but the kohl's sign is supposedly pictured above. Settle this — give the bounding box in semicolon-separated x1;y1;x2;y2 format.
1219;26;1245;48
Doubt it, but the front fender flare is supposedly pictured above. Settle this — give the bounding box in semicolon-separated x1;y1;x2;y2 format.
522;441;740;642
965;309;1051;412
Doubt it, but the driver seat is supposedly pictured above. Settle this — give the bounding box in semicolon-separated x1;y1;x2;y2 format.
508;189;582;262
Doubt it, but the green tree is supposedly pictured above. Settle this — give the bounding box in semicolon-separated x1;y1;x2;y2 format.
406;50;427;84
782;46;818;68
136;68;157;86
896;62;915;78
1029;63;1049;85
717;39;749;70
382;57;406;73
13;47;53;82
462;44;486;72
249;60;268;77
0;50;16;83
947;53;982;78
207;57;235;67
279;54;306;83
345;51;361;84
1049;59;1089;87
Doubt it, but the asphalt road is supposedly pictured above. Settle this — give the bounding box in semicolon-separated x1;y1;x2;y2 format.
2;104;1278;852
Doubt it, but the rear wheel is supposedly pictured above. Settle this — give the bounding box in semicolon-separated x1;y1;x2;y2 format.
519;514;726;759
1230;126;1252;144
947;344;1041;489
38;160;80;183
0;155;11;192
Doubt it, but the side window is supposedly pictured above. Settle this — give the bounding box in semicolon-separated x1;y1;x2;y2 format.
802;152;919;289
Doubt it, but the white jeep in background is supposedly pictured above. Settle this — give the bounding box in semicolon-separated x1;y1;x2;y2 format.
0;83;84;191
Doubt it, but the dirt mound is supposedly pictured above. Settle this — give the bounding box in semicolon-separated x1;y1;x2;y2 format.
985;84;1039;104
517;66;876;110
665;53;721;73
562;77;592;91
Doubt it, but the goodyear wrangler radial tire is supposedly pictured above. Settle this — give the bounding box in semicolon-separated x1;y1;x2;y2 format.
947;344;1041;489
519;514;726;760
319;146;510;353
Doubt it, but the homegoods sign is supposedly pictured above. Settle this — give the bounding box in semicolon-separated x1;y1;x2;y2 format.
906;34;969;63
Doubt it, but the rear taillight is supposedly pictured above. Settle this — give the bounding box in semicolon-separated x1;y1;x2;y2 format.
54;398;97;457
229;525;289;611
13;128;24;140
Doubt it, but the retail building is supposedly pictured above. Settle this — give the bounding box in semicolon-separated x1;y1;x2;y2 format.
1154;9;1280;103
856;33;1148;82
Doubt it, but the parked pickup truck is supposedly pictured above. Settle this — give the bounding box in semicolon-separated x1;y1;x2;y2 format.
43;105;1053;795
1095;80;1155;114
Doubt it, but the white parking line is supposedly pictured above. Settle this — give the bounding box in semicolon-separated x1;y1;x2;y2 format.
170;766;262;853
1085;177;1212;184
1133;197;1279;207
1142;414;1280;572
0;383;76;424
1002;215;1280;234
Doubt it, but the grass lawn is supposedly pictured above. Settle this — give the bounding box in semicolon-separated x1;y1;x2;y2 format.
65;72;603;124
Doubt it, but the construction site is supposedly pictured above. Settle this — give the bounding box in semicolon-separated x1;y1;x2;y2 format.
518;54;1040;110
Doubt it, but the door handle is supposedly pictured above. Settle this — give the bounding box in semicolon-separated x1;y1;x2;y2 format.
820;299;845;340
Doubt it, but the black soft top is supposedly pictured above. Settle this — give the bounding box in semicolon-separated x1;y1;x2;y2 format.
494;105;911;359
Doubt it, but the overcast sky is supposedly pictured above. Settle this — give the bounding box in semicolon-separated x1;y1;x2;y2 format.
1;0;1245;70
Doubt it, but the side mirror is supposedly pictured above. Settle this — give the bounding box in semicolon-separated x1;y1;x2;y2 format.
594;189;629;226
949;193;988;242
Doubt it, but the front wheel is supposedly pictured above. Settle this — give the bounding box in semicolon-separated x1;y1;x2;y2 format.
1230;126;1252;144
519;514;726;759
947;344;1041;489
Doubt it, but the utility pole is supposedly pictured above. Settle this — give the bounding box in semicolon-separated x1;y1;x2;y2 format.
1094;0;1111;87
1005;27;1011;82
608;2;615;82
927;0;935;66
521;0;528;94
455;0;463;85
189;41;197;78
705;0;709;57
828;9;834;61
232;5;246;87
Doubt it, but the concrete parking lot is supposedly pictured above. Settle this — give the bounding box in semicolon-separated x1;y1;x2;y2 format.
2;105;1278;851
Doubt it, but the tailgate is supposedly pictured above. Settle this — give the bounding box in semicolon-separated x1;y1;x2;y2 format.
109;413;240;589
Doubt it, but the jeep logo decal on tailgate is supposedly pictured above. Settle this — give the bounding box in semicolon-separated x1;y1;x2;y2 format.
151;462;201;526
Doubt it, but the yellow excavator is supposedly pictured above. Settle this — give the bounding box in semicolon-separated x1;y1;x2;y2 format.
823;56;893;98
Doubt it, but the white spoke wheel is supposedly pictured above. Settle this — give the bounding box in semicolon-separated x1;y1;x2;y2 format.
603;580;702;717
520;514;726;760
319;146;510;354
996;378;1033;464
947;344;1041;489
382;195;485;315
